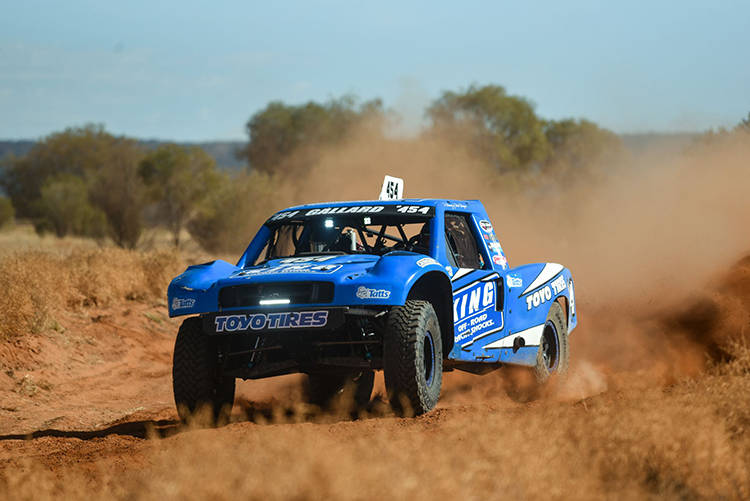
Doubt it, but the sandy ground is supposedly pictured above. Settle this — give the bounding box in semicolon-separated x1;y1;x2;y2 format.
0;296;593;470
0;254;748;499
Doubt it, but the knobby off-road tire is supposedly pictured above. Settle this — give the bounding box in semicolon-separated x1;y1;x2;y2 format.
504;302;570;403
306;372;375;409
172;317;236;422
384;300;443;416
534;301;570;386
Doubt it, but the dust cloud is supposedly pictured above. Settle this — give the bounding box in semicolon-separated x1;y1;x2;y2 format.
280;125;750;391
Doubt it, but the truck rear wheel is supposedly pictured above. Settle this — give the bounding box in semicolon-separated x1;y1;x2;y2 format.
503;302;570;402
384;300;442;416
306;372;375;409
172;317;235;422
534;301;570;385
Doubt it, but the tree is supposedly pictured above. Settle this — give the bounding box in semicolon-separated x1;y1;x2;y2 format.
0;125;149;248
139;144;221;247
427;84;550;172
0;124;117;217
238;95;383;175
735;112;750;134
36;174;107;238
543;119;625;175
692;112;750;149
89;138;147;249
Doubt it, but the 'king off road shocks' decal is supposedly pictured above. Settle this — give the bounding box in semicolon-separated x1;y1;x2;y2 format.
215;311;329;332
452;273;502;344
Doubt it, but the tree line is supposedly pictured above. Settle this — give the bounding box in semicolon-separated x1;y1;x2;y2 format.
3;83;717;253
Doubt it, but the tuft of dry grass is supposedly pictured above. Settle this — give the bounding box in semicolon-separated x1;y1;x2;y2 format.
0;248;184;340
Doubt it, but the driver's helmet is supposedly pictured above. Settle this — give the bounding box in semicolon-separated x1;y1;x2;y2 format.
307;224;331;252
418;223;430;247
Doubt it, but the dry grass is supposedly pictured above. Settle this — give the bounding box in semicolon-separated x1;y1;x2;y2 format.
0;247;184;340
2;354;750;500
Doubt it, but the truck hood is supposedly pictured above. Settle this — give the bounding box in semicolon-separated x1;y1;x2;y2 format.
220;254;381;287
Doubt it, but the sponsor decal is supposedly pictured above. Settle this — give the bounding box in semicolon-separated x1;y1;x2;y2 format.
215;311;329;332
395;205;431;214
483;234;490;240
525;275;567;310
479;220;493;233
488;242;502;251
445;266;453;276
521;263;565;295
417;257;440;268
237;263;342;277
443;202;468;209
492;254;508;268
171;297;195;310
305;206;385;216
507;276;523;288
356;286;391;299
278;256;336;264
454;280;496;342
267;205;435;223
268;210;300;222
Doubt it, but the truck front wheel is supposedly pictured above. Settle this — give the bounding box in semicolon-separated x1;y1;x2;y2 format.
384;300;442;415
172;317;236;422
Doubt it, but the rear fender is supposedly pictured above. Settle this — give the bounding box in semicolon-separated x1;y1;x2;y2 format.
498;263;577;365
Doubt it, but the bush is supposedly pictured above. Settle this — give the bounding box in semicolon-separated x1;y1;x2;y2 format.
187;171;282;254
35;174;108;238
0;196;14;229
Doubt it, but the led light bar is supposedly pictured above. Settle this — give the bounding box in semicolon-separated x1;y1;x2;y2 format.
259;298;291;306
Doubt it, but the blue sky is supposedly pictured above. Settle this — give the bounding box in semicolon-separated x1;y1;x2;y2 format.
1;0;749;141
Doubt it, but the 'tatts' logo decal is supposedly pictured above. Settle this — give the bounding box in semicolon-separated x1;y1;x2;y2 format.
356;286;391;299
215;311;328;332
172;297;195;310
417;257;440;268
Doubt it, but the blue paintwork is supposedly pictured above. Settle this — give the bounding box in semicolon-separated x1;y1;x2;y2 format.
167;198;577;368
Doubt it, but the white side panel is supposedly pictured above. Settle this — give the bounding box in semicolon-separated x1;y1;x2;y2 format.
521;263;564;296
483;324;544;349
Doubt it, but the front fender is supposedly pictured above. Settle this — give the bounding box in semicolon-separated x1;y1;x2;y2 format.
167;260;238;317
334;253;446;306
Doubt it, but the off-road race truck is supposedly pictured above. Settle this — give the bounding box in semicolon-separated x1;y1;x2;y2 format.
167;177;577;418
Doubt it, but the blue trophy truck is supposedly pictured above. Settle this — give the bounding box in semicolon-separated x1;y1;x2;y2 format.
167;176;576;418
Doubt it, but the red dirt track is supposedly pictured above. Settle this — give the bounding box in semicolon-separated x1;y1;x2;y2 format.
1;254;750;500
3;138;750;498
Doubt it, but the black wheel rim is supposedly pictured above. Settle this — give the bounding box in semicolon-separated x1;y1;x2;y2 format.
424;330;435;387
541;321;559;372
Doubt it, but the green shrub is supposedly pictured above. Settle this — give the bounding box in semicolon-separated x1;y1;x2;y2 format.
36;174;108;239
0;196;14;229
188;171;282;254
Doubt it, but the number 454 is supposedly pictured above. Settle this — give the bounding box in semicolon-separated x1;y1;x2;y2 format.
396;205;430;214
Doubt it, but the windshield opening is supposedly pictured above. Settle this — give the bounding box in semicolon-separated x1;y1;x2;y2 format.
255;215;431;265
